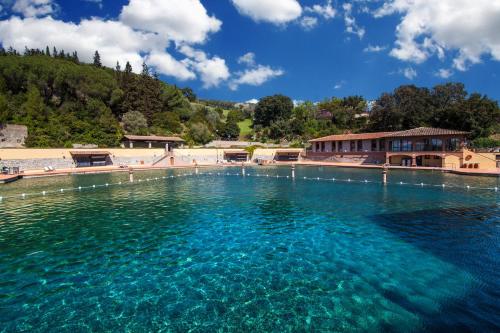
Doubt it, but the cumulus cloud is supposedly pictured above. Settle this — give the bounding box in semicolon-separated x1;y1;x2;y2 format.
0;0;232;85
375;0;500;71
120;0;221;44
230;52;284;90
230;65;284;90
0;16;163;71
363;44;386;53
146;51;195;81
179;45;230;88
343;3;365;39
230;0;302;24
12;0;56;17
304;0;336;19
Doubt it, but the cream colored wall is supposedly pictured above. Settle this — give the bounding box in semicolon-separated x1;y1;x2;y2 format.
462;149;498;169
0;148;165;160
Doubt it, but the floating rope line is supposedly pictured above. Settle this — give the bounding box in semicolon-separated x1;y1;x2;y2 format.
0;170;498;203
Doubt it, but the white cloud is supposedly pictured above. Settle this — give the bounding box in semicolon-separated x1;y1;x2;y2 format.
230;65;284;90
402;67;417;80
0;16;163;71
230;52;284;90
436;68;453;79
238;52;256;66
0;0;233;86
343;3;365;39
375;0;500;71
245;98;259;104
179;45;230;88
363;44;386;53
12;0;56;17
299;16;318;30
146;51;195;81
231;0;302;24
304;0;336;19
120;0;221;44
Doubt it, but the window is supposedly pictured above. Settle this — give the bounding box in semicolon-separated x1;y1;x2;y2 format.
415;141;425;151
371;140;377;151
316;142;320;151
401;140;412;152
338;141;343;151
379;139;385;151
447;138;461;151
357;140;363;152
391;140;401;152
431;138;443;151
321;142;325;152
350;141;356;151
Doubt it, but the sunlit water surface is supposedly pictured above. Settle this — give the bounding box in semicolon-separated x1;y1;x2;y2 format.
0;166;499;332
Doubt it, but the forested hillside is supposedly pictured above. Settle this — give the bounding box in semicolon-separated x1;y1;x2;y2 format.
0;48;242;147
1;47;499;148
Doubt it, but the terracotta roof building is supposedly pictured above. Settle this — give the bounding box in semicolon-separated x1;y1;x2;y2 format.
307;127;470;168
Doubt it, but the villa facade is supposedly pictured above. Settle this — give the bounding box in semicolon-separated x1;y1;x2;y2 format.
308;127;484;168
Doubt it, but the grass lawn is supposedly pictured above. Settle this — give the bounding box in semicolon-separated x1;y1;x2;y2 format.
238;119;252;138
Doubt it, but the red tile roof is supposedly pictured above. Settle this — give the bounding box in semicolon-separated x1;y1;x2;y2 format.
309;127;469;142
309;132;391;142
385;127;469;137
123;135;184;142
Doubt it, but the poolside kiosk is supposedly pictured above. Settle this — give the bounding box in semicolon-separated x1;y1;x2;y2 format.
223;149;249;162
274;149;303;162
122;135;184;151
70;151;111;167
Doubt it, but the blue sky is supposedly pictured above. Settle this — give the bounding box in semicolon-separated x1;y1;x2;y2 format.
0;0;499;102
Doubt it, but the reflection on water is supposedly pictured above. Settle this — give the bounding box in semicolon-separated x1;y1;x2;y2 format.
0;166;498;332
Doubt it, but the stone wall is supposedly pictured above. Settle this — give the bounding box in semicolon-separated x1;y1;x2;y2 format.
0;148;165;171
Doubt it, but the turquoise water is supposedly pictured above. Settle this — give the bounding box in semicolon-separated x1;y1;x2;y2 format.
0;166;499;332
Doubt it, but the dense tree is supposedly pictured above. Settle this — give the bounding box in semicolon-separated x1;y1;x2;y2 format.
219;117;240;140
254;94;293;127
188;122;212;144
122;111;148;135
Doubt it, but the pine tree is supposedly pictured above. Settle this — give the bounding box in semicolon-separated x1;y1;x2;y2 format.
72;51;79;63
115;61;121;72
45;46;50;57
53;47;57;57
93;50;102;67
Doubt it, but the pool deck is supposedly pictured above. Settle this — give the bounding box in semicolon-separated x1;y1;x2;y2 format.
0;174;22;184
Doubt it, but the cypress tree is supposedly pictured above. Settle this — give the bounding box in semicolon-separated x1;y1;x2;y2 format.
93;50;102;67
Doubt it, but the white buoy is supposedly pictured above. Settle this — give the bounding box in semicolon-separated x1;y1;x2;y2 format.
105;183;109;187
93;185;96;188
60;189;64;193
0;196;3;202
495;187;498;192
42;191;46;196
78;186;82;190
22;193;26;198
